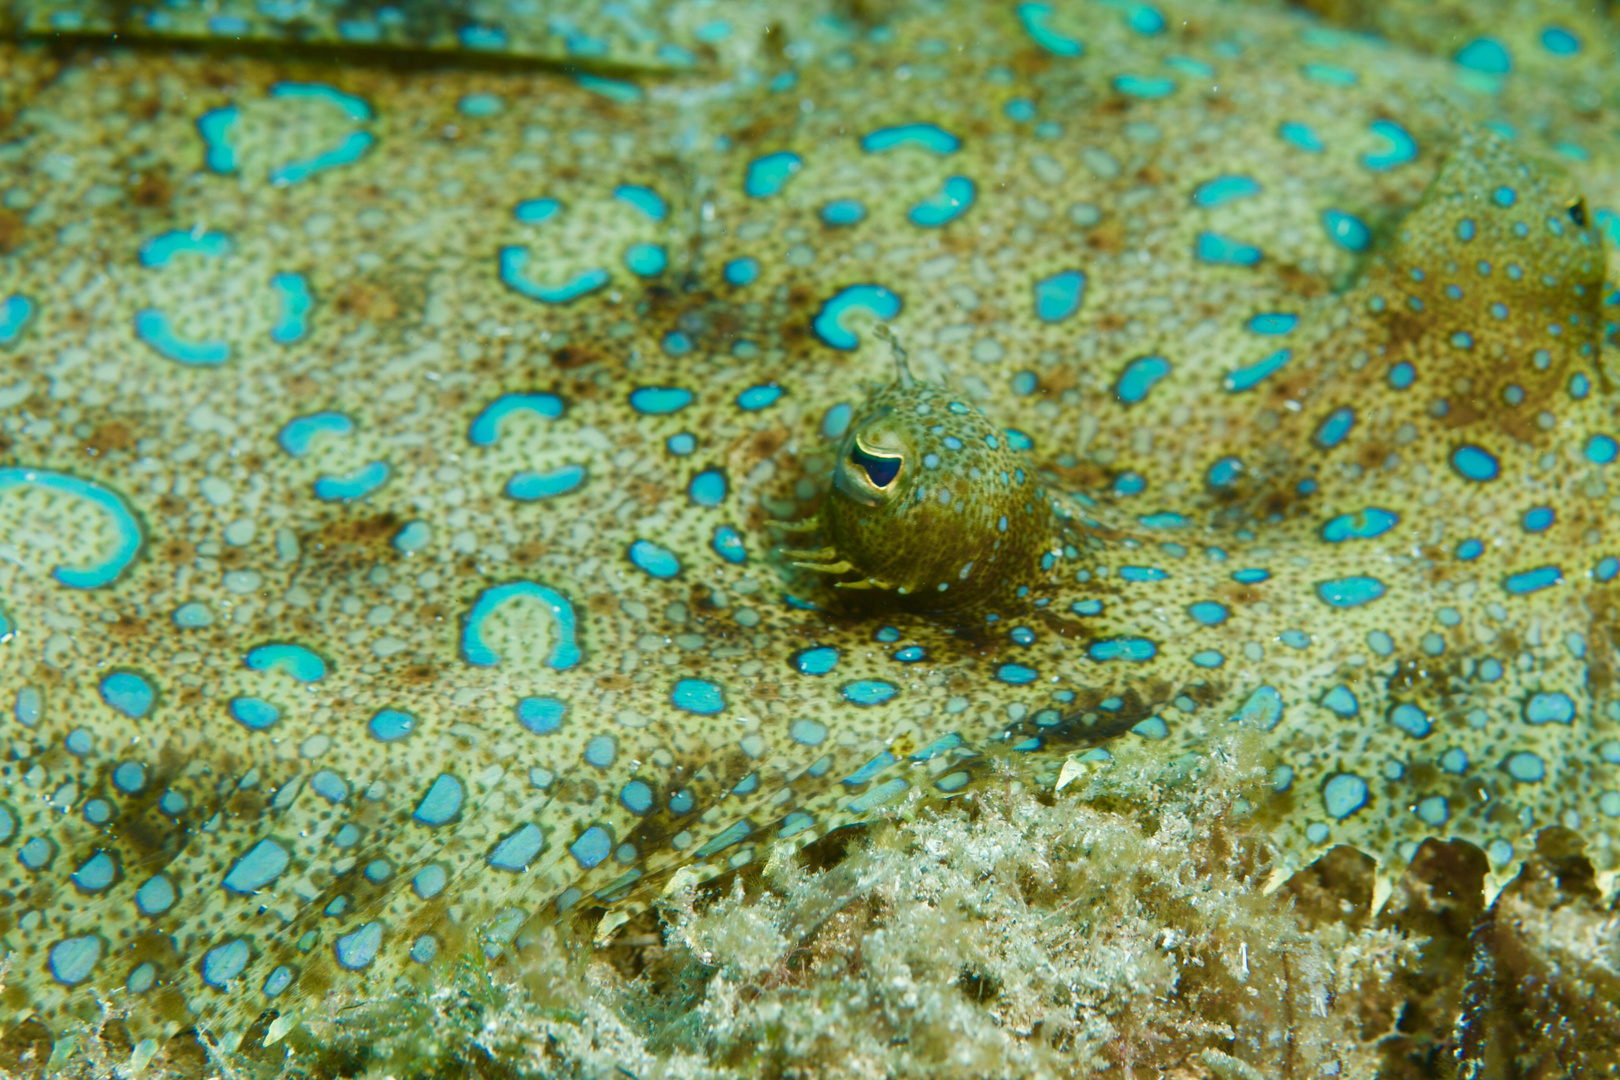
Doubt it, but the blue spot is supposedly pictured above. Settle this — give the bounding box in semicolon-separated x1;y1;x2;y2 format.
311;771;348;803
468;394;563;445
861;124;960;154
1088;638;1157;662
791;720;828;746
843;681;898;705
1302;62;1359;86
849;778;908;813
1233;568;1270;584
1322;686;1360;716
795;647;839;676
713;526;746;564
1232;686;1284;730
844;752;897;786
458;92;504;117
393;521;430;554
1206;457;1242;488
1279;121;1324;152
567;826;611;870
1192;650;1224;667
99;672;154;718
1321;507;1398;542
620;781;653;815
1316;576;1386;607
1314;407;1357;448
1248;312;1298;336
1390;703;1432;738
269;273;313;344
1492;186;1517;208
516;698;565;735
1450;445;1500;481
1598;556;1620;582
47;938;101;987
72;851;117;893
614;184;667;222
821;199;867;226
1586;435;1617;464
745;151;802;197
1196;231;1261;267
0;293;34;348
1505;566;1563;595
1113;472;1146;495
624;243;667;276
688;470;727;508
134;309;230;366
498;247;608;304
629;539;681;578
413;775;464;827
197;106;239;172
894;646;927;663
1122;3;1166;33
574;74;642;103
269;129;374;187
1504;752;1545;783
1362;119;1417;171
673;679;725;714
201;940;251;988
139;229;231;267
0;470;143;588
488;824;546;872
229;697;279;731
333;923;383;971
1016;2;1083;56
279;411;354;456
1322;210;1371;251
1455;37;1512;74
695;821;753;858
1523;506;1555;533
1224;347;1291;391
812;284;902;350
314;460;389;502
223;839;290;893
270;82;370;121
1004;98;1036;122
1192;175;1261;208
737;384;783;410
1322;774;1369;819
1115;355;1171;404
1189;601;1227;626
1004;428;1034;451
1114;74;1176;98
996;664;1038;685
909;176;976;227
514;198;561;224
112;761;146;793
724;257;759;286
1120;566;1168;583
1033;270;1086;322
245;643;326;682
507;465;586;501
1541;26;1580;55
264;966;295;997
628;386;694;415
1389;362;1416;389
461;581;581;670
1138;512;1186;529
1525;692;1574;725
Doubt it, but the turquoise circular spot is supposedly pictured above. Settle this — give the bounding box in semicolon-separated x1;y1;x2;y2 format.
842;681;897;705
1504;751;1545;782
516;698;565;734
1322;773;1368;819
794;647;839;676
368;708;415;742
99;672;154;718
672;678;725;714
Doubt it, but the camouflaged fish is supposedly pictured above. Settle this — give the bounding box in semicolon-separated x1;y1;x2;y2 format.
2;0;1620;1060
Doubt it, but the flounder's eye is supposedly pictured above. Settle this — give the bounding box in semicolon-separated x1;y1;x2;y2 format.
1567;197;1588;228
850;442;903;489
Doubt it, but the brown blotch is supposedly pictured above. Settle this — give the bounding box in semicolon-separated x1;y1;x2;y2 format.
129;171;173;209
83;421;135;456
333;281;399;323
158;538;195;565
0;209;24;253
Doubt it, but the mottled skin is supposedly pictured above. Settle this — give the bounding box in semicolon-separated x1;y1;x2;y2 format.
0;0;1618;1062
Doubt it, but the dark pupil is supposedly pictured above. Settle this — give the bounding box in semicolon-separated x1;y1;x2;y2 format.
851;445;902;488
1568;199;1588;228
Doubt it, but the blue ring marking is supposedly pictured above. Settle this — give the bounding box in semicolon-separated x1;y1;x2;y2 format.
1033;269;1086;322
514;198;561;224
72;851;117;892
498;247;609;304
134;309;230;365
1113;74;1176;98
1192;650;1224;667
894;646;927;664
1321;507;1398;543
1232;686;1284;730
413;774;464;827
1571;374;1592;400
780;813;816;839
624;243;667;276
196;106;240;172
667;433;697;456
1453;538;1483;562
0;472;144;589
201;940;251;988
1389;362;1415;389
821;198;867;226
1206;457;1242;488
1450;445;1500;481
1122;3;1165;33
458;92;504;117
1524;692;1575;725
1088;637;1158;662
724;257;760;286
311;771;348;803
713;525;746;564
791;719;828;746
842;681;898;705
1232;568;1270;584
1505;566;1562;595
1005;98;1036;122
1322;210;1371;251
1301;62;1359;86
270;130;374;186
112;761;147;792
1314;406;1356;448
910;734;961;761
695;820;753;859
1115;355;1171;404
1114;472;1145;495
1016;2;1083;56
264;966;295;997
737;384;784;410
849;778;908;813
138;229;232;267
1504;752;1545;783
821;403;853;440
629;539;681;578
909;176;976;227
1138;512;1185;529
270;82;372;121
620;781;654;814
229;697;279;731
1390;703;1432;738
222;838;290;893
663;331;693;355
278;411;354;456
844;752;897;786
1522;506;1555;533
860;124;961;154
1278;121;1324;152
570;826;613;869
0;293;33;346
614;184;667;222
936;771;972;792
1223;348;1291;391
488;823;546;871
1412;796;1450;827
507;465;586;501
1192;175;1261;208
393;521;430;553
1165;55;1213;76
628;386;694;414
1598;556;1619;581
1362;119;1418;171
269;273;313;343
413;865;447;899
48;937;101;986
1316;576;1386;607
795;647;839;676
1005;429;1034;451
468;393;564;446
516;697;565;735
18;836;54;869
459;24;506;48
1541;26;1580;54
1196;231;1261;266
812;284;902;350
1455;37;1512;74
668;790;696;815
1189;601;1227;626
1322;773;1369;819
996;664;1038;685
1322;686;1360;716
313;460;389;502
461;581;581;669
1586;435;1617;464
1120;566;1168;582
333;923;384;971
744;151;802;197
673;678;725;714
1132;717;1170;740
100;672;154;718
245;643;326;681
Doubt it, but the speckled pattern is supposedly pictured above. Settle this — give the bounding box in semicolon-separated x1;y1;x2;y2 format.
2;0;1619;1061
